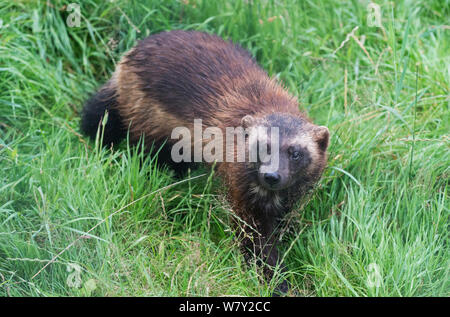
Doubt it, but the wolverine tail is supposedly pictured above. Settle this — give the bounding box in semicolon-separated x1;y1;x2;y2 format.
80;80;126;146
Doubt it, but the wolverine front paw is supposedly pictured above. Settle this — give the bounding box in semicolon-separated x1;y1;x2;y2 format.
272;279;290;297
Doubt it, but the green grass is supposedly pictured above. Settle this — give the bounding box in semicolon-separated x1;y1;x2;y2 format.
0;0;448;296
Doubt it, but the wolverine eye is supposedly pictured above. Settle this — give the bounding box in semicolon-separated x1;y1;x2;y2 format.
291;151;302;161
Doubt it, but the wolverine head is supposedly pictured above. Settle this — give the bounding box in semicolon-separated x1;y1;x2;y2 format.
242;113;329;192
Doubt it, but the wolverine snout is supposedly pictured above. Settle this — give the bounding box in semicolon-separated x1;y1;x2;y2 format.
258;170;288;191
264;172;281;186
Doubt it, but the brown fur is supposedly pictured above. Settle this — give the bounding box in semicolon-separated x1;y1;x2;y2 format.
81;30;329;295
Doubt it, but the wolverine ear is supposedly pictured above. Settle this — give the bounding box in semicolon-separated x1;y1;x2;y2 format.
241;115;255;128
312;126;329;152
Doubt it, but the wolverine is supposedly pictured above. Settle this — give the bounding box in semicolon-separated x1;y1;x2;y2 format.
81;30;329;295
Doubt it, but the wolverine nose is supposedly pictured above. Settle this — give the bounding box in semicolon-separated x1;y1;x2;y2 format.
264;172;281;186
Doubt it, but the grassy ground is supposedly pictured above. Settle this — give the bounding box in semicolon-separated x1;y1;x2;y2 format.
0;0;448;296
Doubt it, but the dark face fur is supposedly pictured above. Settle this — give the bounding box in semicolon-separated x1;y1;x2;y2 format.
242;113;329;193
